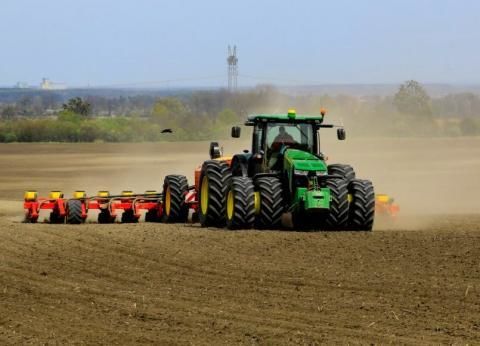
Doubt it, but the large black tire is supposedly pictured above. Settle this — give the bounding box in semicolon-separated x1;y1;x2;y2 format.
226;177;255;230
348;179;375;231
325;178;349;230
162;175;189;223
199;160;232;227
328;164;356;183
66;199;84;224
254;176;284;229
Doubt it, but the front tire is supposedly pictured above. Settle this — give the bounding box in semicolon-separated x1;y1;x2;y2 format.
226;177;255;230
348;179;375;231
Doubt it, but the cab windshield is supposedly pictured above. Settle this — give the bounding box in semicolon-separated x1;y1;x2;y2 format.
266;123;314;169
266;123;314;153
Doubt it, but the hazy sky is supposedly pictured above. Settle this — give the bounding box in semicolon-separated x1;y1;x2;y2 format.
1;0;479;87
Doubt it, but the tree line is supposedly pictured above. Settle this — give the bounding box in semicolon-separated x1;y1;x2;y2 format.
0;81;479;142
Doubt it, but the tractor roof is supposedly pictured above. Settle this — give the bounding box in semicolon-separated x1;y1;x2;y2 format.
245;110;325;125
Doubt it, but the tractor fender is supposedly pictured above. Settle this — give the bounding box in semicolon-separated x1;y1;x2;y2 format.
231;154;252;177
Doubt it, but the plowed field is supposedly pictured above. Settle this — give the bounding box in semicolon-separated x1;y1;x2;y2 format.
0;138;479;344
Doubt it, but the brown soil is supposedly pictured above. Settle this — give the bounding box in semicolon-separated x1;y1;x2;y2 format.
0;139;479;344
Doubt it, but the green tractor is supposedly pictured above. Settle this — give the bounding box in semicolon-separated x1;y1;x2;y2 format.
197;109;375;231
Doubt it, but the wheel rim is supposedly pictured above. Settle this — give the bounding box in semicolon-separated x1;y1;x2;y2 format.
254;191;261;215
227;190;234;220
200;175;209;214
165;186;171;216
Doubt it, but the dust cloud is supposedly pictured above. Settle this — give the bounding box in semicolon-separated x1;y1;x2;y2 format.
1;136;479;228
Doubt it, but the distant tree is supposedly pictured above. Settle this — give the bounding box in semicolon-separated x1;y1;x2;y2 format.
17;96;33;116
1;106;16;120
217;108;238;125
459;117;480;136
62;97;91;117
393;80;432;117
151;97;187;128
32;96;44;116
432;92;480;118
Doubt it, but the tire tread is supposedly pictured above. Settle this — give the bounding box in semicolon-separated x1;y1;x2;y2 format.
348;179;375;231
254;177;283;229
67;200;83;224
227;177;255;230
163;174;189;223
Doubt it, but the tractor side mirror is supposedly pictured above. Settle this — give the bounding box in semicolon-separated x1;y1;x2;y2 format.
337;128;346;140
209;142;221;159
231;126;241;138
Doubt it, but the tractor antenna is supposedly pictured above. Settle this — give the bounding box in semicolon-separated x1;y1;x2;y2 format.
227;45;238;92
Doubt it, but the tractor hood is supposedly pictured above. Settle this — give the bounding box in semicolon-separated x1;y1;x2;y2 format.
284;149;327;172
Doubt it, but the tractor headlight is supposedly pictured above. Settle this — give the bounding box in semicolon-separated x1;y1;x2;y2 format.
316;171;327;176
294;169;309;176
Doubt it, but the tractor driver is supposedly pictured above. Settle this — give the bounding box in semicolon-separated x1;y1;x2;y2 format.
269;125;296;169
272;126;295;148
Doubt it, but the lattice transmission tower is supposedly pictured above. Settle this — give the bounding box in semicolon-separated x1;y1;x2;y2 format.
227;45;238;91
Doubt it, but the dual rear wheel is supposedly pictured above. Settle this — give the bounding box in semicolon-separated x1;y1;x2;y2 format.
199;162;284;230
326;165;375;231
225;176;284;230
198;160;232;227
347;179;375;231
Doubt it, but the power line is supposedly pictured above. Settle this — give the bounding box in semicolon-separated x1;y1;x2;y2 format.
238;73;327;85
87;75;225;88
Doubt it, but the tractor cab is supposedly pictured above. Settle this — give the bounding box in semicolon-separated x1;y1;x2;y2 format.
264;122;315;170
231;109;344;175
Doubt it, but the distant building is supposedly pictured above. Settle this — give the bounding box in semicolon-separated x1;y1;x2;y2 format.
15;82;30;89
40;78;66;90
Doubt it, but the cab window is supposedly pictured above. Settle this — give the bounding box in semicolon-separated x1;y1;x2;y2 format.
266;123;314;153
